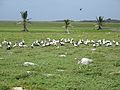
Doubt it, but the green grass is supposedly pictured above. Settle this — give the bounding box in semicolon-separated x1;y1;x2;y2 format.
0;21;120;90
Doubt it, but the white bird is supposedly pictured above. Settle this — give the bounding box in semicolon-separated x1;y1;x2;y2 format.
78;40;82;45
19;44;28;48
60;38;64;42
70;38;74;44
31;43;34;48
105;40;111;43
40;40;44;44
93;43;96;47
22;39;25;44
60;42;65;46
0;44;2;48
6;45;11;50
67;38;71;42
64;38;68;43
22;45;28;48
84;41;89;45
12;43;17;48
78;58;93;65
73;42;78;47
115;42;119;46
102;39;106;45
46;42;50;46
46;38;51;42
7;41;12;45
112;40;116;44
42;43;46;47
2;39;7;45
32;41;40;46
91;40;95;44
105;42;112;47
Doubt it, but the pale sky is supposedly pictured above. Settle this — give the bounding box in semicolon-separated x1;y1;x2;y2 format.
0;0;120;21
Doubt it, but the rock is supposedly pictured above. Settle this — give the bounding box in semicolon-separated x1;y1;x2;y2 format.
12;87;23;90
78;58;93;65
23;62;37;66
91;48;96;51
74;58;77;60
59;55;66;57
56;69;65;72
43;73;54;77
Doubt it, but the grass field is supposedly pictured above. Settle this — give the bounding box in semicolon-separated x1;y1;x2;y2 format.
0;21;120;90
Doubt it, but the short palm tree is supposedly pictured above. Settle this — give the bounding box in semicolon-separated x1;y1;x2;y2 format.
64;19;71;34
96;16;104;30
20;11;30;32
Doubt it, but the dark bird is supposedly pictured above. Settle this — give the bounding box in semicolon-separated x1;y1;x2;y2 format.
80;8;83;11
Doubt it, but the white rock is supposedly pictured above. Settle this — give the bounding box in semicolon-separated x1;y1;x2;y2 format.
43;74;54;77
26;71;31;74
59;55;66;57
23;62;37;66
12;87;23;90
91;48;96;51
78;58;93;65
74;58;77;60
57;69;65;72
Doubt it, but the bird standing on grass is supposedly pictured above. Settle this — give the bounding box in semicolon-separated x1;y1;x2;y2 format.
0;44;2;48
6;45;11;50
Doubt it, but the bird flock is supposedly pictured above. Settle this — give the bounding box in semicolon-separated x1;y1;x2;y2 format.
0;38;119;50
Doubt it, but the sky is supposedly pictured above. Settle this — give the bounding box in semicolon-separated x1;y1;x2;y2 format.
0;0;120;21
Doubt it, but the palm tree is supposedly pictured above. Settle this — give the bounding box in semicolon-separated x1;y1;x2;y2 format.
20;11;30;32
96;16;104;30
64;19;71;34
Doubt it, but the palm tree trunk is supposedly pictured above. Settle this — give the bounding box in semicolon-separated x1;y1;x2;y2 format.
23;20;28;32
66;28;70;34
97;25;102;30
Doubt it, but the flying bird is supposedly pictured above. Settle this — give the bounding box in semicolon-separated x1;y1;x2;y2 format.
80;8;83;11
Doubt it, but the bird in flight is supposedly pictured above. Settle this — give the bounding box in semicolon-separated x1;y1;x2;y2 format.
80;8;83;11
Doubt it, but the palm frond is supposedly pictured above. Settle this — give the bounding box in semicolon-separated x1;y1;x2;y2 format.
96;16;104;30
20;11;28;20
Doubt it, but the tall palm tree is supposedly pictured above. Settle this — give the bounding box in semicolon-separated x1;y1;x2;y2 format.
64;19;71;34
96;16;104;30
20;11;30;32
